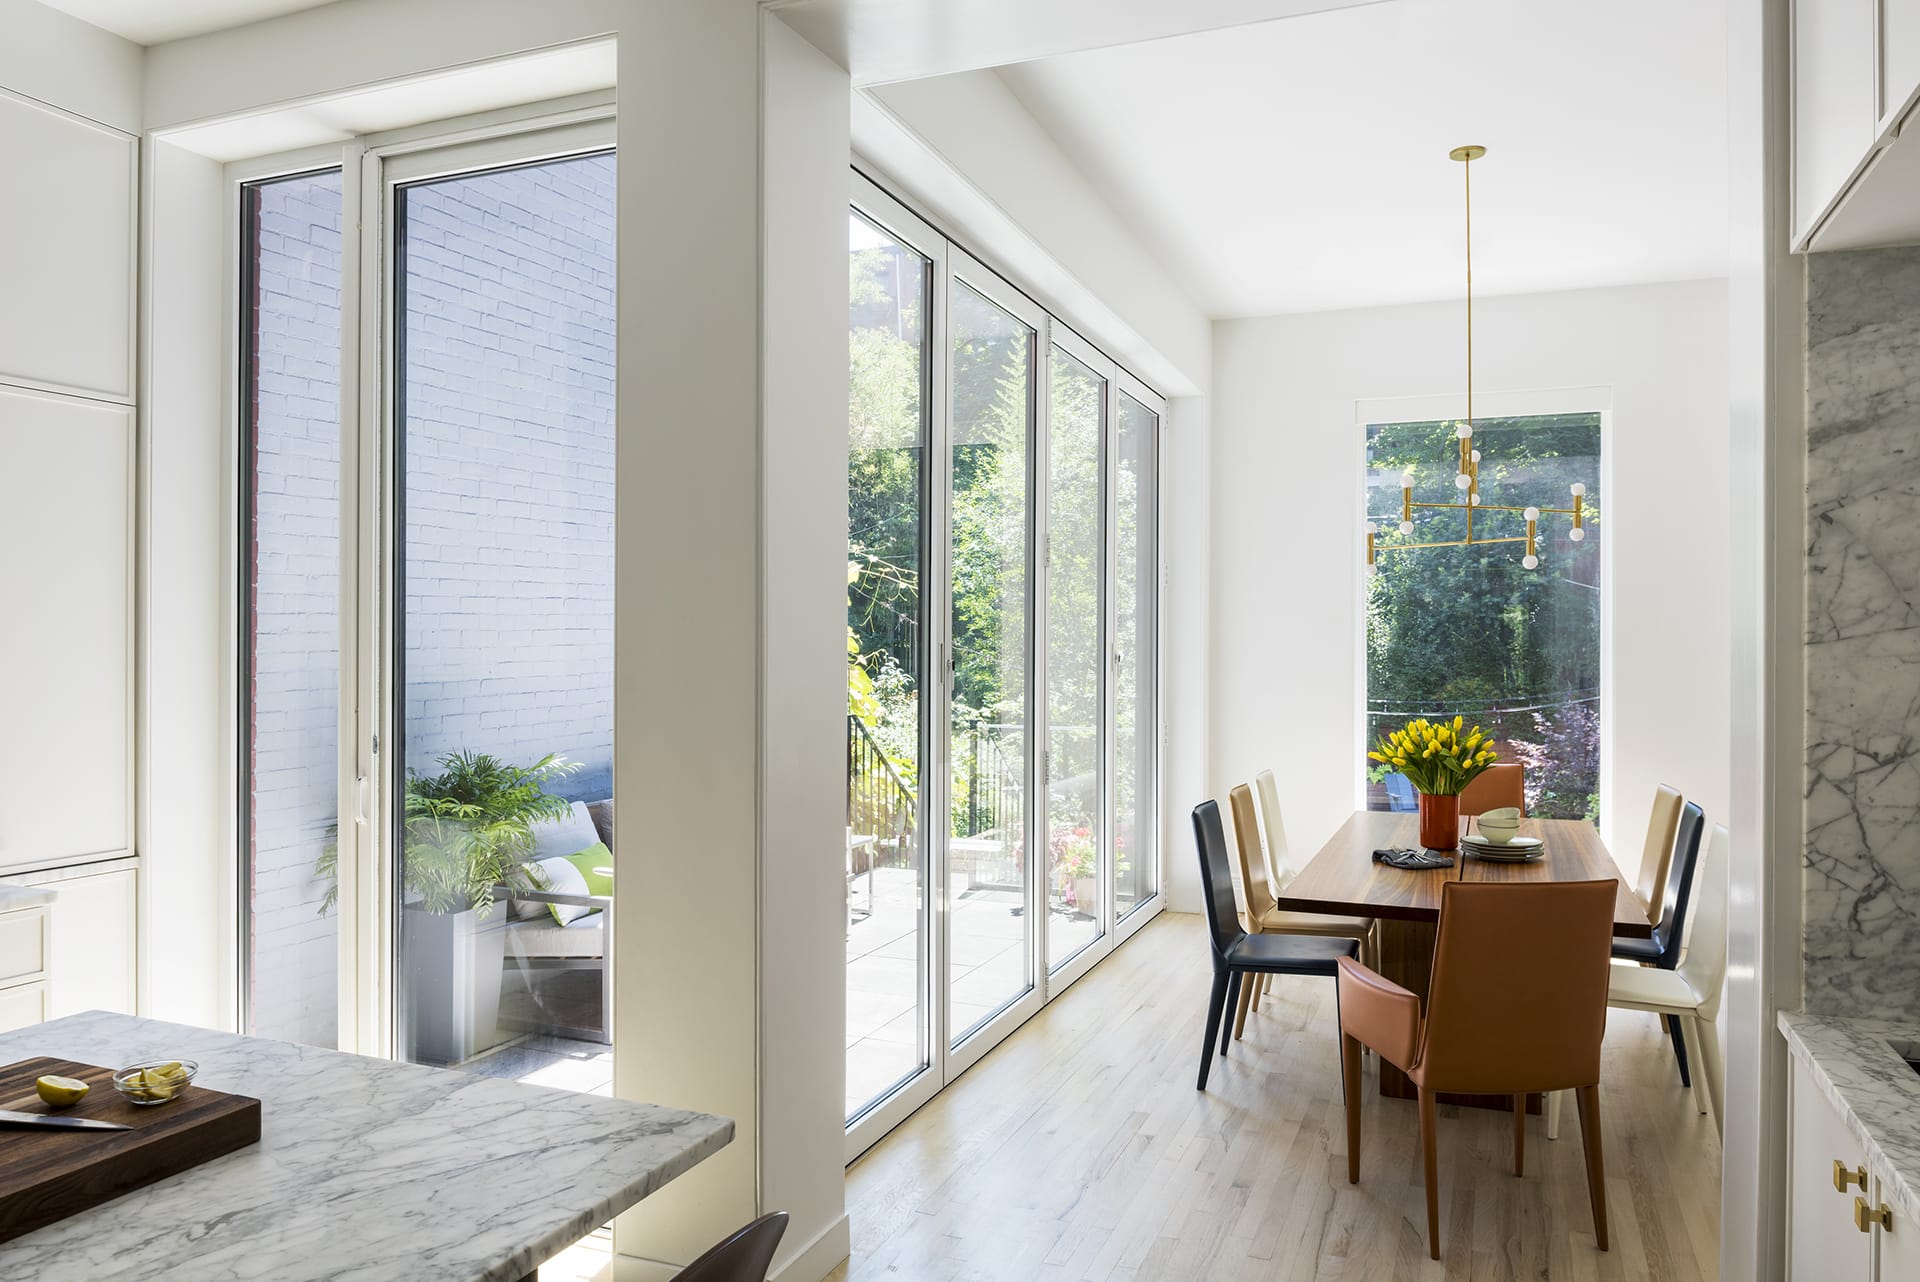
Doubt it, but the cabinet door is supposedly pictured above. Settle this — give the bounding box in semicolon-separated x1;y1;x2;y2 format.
1882;0;1920;128
0;391;133;871
1790;1062;1875;1280
1796;0;1880;242
34;868;137;1019
1878;1175;1920;1281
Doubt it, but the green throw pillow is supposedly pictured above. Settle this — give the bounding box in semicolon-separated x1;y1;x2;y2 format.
563;843;614;898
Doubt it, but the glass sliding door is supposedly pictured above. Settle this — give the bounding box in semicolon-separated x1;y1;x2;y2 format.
844;174;1164;1155
240;168;346;1048
1044;341;1107;972
1114;390;1159;920
389;143;617;1085
845;209;932;1123
946;273;1037;1044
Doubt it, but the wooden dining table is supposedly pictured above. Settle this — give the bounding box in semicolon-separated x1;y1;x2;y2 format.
1275;810;1652;1108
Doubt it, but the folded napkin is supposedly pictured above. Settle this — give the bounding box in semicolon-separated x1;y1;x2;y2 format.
1372;847;1455;870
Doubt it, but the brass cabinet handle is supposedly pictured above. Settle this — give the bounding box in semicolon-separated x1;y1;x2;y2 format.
1834;1159;1868;1193
1854;1196;1893;1233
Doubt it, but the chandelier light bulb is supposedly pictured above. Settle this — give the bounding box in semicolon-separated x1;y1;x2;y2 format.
1399;520;1415;535
1522;554;1539;570
1470;449;1482;463
1401;470;1415;487
1366;562;1378;577
1524;506;1540;522
1456;425;1473;440
1455;473;1472;490
1570;482;1586;497
1569;527;1586;542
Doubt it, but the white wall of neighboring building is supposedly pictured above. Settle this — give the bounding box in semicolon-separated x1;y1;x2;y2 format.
1209;278;1731;886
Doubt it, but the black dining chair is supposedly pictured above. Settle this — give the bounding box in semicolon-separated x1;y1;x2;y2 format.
1192;799;1356;1090
672;1211;788;1282
1610;799;1706;1087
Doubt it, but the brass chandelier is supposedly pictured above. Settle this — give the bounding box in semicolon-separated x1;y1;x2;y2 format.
1365;145;1587;576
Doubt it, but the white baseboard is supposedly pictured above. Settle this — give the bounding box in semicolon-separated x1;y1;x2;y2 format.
604;1213;848;1282
769;1212;850;1282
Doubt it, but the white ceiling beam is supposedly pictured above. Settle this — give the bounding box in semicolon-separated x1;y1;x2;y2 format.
767;0;1389;85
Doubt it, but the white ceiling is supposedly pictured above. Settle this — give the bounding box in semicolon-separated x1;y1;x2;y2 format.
38;0;342;45
996;0;1729;317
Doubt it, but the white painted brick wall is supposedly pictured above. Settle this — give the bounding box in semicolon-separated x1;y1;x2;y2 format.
249;154;617;1048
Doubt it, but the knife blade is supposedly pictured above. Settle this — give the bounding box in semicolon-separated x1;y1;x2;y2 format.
0;1109;131;1131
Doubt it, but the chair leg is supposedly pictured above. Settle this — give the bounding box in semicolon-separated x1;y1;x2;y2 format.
1418;1086;1441;1260
1197;970;1230;1090
1666;1007;1692;1088
1677;1013;1708;1116
1249;966;1263;1014
1231;969;1254;1042
1341;1034;1363;1184
1547;1089;1562;1140
1575;1083;1609;1251
1512;1094;1526;1176
1695;1014;1726;1138
1220;972;1242;1056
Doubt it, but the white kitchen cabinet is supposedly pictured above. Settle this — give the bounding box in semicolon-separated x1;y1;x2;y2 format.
1879;1173;1920;1281
1795;0;1880;244
1790;1057;1876;1280
9;865;138;1019
0;389;134;874
0;87;136;401
1881;0;1920;128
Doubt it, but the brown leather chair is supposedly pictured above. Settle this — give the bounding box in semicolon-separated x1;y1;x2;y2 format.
1336;879;1616;1260
1458;760;1525;816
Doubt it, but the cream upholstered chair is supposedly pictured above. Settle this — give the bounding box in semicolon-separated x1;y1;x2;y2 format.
1550;823;1729;1140
1228;780;1374;1038
1635;785;1686;928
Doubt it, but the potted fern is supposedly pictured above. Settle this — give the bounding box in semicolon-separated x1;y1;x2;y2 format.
318;750;578;1064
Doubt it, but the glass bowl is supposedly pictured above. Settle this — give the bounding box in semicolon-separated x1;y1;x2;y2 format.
113;1059;198;1106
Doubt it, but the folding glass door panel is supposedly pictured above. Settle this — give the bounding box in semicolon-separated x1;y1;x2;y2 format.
387;141;618;1083
1043;341;1107;973
945;270;1039;1047
845;208;933;1123
1113;389;1159;921
240;168;347;1048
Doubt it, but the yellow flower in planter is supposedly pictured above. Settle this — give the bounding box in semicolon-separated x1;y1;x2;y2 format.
1369;715;1500;797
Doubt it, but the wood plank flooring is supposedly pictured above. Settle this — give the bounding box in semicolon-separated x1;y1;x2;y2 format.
827;911;1720;1282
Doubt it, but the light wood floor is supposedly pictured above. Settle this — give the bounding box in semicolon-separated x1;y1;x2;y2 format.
827;911;1721;1282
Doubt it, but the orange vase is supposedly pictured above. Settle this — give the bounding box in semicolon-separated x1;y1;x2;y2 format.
1418;792;1460;851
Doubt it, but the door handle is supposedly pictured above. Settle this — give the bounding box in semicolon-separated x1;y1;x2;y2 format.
1834;1159;1868;1193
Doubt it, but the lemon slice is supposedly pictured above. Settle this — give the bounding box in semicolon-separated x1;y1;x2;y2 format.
36;1075;90;1108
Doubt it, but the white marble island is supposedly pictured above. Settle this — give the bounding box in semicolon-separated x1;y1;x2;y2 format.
0;1012;733;1281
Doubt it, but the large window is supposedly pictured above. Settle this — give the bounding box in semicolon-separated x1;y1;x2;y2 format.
1363;412;1602;819
844;174;1165;1154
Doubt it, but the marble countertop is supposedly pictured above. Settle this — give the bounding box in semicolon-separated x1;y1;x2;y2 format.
0;882;56;909
0;1012;733;1281
1780;1009;1920;1224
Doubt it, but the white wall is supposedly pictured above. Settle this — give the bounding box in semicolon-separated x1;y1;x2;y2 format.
1210;279;1731;885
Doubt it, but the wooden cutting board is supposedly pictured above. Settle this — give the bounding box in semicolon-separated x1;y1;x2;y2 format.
0;1056;261;1244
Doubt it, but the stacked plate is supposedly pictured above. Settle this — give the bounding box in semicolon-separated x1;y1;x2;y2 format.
1462;833;1544;862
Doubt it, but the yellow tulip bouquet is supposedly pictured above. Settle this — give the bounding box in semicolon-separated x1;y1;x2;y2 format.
1367;716;1498;796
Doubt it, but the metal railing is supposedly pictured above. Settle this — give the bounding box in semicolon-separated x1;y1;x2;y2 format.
847;715;915;873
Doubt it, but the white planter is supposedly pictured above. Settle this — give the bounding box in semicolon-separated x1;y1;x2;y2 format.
402;901;510;1065
1072;876;1099;916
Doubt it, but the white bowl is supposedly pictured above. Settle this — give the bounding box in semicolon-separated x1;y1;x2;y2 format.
1476;818;1521;846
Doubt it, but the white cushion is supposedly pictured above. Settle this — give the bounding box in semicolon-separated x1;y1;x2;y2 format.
529;801;600;861
507;911;605;958
527;855;594;925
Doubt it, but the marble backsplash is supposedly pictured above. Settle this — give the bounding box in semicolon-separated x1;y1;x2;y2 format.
1804;246;1920;1017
